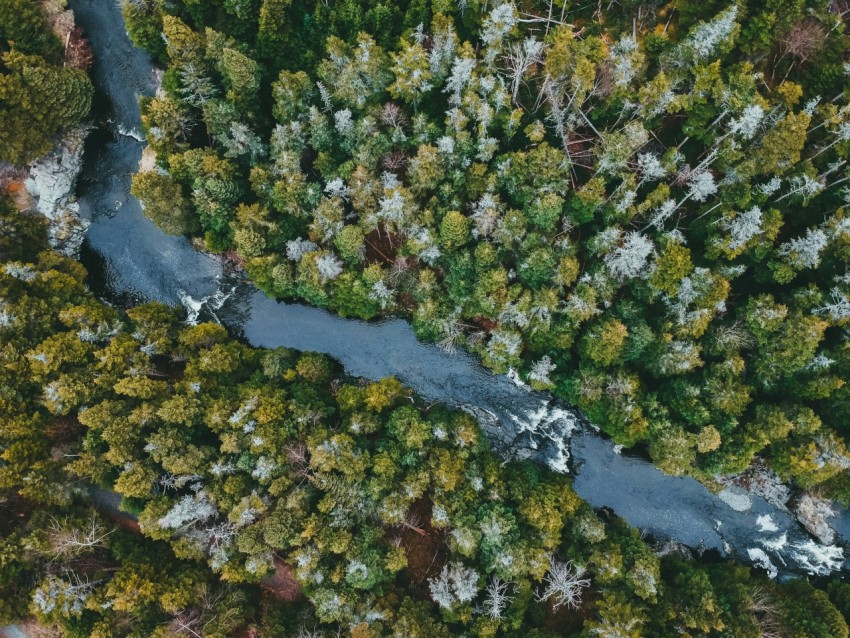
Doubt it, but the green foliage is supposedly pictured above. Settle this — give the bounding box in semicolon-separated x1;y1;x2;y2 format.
2;203;850;637
0;51;92;164
440;210;470;250
0;0;60;58
0;3;93;163
131;171;198;236
122;0;167;62
779;579;850;638
8;0;850;632
129;0;850;493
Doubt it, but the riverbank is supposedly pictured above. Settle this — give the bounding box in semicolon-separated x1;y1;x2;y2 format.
21;125;91;257
3;2;93;257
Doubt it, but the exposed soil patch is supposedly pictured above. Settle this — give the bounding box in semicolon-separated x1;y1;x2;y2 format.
395;498;449;596
540;589;599;637
46;415;83;445
470;315;498;332
96;505;141;535
365;226;402;265
261;557;302;602
0;494;37;536
150;354;187;381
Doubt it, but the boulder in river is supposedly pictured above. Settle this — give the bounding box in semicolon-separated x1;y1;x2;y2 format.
795;492;836;545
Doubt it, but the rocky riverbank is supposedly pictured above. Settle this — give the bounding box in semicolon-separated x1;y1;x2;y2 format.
21;125;91;256
3;2;92;257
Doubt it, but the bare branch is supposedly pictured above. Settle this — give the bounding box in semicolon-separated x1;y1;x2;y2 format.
535;558;591;610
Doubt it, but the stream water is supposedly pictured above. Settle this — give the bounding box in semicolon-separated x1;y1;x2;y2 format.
68;0;849;578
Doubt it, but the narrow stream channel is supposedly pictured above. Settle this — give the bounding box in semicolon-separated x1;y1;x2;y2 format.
68;0;849;579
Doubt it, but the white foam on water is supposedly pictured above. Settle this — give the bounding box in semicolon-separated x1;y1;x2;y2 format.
117;125;145;142
179;291;205;325
756;514;778;532
790;539;844;576
761;532;787;552
178;285;236;325
510;404;580;437
507;403;581;472
547;444;571;474
747;548;778;579
204;285;236;320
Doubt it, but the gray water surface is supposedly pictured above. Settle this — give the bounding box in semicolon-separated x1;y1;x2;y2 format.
69;0;848;577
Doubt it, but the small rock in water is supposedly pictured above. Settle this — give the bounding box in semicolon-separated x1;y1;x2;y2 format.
736;461;792;510
718;487;752;512
794;493;836;545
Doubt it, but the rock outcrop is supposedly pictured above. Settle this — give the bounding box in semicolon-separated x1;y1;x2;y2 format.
23;125;90;257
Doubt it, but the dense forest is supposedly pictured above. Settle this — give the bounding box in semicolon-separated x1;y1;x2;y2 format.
2;190;850;636
124;0;850;495
0;0;92;165
4;0;850;636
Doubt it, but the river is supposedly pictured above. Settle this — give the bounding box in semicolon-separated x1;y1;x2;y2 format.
67;0;849;579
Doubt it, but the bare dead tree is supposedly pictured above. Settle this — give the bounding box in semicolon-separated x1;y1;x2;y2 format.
167;608;205;638
65;27;93;70
380;102;408;130
166;585;246;638
539;74;602;176
397;510;427;536
713;321;756;351
782;19;827;62
535;558;591;610
775;18;827;81
285;443;313;482
747;586;784;638
382;151;409;174
386;256;413;287
156;472;179;494
482;576;514;620
540;75;571;156
503;38;545;105
207;522;237;553
467;329;487;347
517;10;573;30
437;315;464;354
46;513;114;560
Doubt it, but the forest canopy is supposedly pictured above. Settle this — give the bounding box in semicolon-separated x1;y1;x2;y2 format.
0;0;93;165
4;0;850;635
1;195;849;637
125;0;850;494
